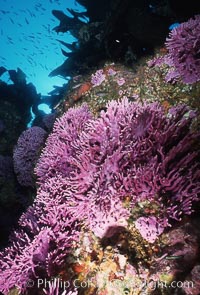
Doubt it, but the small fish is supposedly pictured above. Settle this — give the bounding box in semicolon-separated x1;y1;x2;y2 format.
0;10;9;14
7;37;13;44
42;25;48;30
27;11;36;17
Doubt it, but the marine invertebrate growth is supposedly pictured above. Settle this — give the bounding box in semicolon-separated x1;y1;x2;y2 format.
149;15;200;84
91;69;106;87
0;99;199;294
13;126;47;187
166;15;200;84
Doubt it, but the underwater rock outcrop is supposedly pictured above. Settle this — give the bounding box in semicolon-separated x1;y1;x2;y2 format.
50;0;200;80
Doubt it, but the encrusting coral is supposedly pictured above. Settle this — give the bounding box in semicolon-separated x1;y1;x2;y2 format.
0;98;199;294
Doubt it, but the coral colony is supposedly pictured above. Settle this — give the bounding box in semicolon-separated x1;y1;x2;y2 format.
0;97;199;294
13;127;47;187
149;15;200;84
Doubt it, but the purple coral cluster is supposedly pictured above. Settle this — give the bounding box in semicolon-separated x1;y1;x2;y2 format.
149;15;200;84
91;69;106;86
0;99;199;293
135;216;164;243
13;126;47;187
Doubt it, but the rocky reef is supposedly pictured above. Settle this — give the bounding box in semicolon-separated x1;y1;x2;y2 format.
0;1;200;295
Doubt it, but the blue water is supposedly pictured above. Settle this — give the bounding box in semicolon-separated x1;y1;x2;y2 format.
169;22;180;30
0;0;86;95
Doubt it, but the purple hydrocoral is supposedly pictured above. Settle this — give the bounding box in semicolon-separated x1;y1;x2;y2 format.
36;104;92;184
135;216;164;243
0;228;52;292
13;126;47;187
43;278;78;295
91;69;106;87
0;99;200;293
166;15;200;84
37;98;199;238
0;105;91;294
0;175;81;293
149;15;200;84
